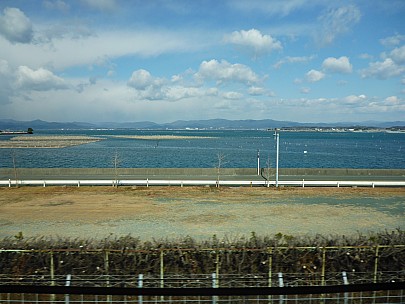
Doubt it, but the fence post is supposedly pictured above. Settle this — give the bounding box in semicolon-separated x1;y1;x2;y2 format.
212;273;218;304
342;271;349;304
50;251;55;303
104;250;111;303
215;251;220;287
321;247;326;286
373;245;380;283
268;248;273;303
138;274;143;304
268;248;273;287
65;274;71;304
160;250;164;302
278;273;284;304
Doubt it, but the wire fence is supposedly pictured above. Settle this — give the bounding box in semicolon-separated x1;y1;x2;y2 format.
1;245;404;303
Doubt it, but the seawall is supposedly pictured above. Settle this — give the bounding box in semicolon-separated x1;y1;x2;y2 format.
0;167;404;179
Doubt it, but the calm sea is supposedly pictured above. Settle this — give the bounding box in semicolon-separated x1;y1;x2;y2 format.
0;130;404;169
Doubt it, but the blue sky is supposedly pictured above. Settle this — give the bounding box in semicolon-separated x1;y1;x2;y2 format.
0;0;404;124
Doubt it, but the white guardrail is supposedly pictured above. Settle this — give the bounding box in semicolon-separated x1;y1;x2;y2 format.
1;179;405;187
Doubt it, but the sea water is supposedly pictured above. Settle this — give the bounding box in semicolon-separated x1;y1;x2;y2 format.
0;129;404;169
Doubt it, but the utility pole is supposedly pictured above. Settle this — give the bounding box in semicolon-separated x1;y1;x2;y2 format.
274;129;279;187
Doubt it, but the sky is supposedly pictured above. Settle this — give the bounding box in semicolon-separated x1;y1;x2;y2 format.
0;0;404;124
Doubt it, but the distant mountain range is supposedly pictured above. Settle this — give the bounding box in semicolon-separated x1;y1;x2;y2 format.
1;118;404;131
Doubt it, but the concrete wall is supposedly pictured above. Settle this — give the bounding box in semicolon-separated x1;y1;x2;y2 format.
0;167;404;179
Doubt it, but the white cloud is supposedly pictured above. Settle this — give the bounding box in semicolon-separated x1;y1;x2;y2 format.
380;34;405;47
0;29;205;70
43;0;70;12
322;56;352;73
0;60;69;103
196;59;260;85
127;68;218;102
389;45;405;64
164;86;201;101
343;94;366;105
214;100;232;110
316;5;361;46
384;96;400;104
0;7;33;44
0;59;13;104
224;29;282;57
15;66;68;91
359;53;373;60
300;87;310;94
0;59;10;74
127;69;161;90
361;58;405;79
306;69;325;82
273;55;315;69
222;91;243;100
80;0;117;11
230;0;325;17
248;86;265;95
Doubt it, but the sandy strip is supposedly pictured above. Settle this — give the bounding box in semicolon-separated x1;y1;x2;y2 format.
111;135;215;140
0;136;104;148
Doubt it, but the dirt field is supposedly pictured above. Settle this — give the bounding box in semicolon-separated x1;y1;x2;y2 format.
0;186;404;240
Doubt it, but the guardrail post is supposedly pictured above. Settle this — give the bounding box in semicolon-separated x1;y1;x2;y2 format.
302;179;305;188
8;179;11;187
43;181;46;187
146;178;149;188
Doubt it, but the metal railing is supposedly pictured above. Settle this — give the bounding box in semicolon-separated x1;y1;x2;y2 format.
1;178;405;187
1;277;404;303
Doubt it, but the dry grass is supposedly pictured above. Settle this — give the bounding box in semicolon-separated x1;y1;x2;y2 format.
0;186;404;240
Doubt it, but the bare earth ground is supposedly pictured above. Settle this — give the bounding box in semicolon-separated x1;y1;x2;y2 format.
0;186;404;240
